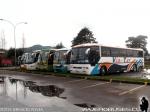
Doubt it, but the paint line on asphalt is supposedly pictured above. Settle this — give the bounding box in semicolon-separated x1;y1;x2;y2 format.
44;75;66;79
119;85;146;96
63;79;86;84
81;82;110;89
44;75;59;78
44;75;51;77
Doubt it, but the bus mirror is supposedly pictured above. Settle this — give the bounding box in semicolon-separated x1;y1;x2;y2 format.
85;48;90;55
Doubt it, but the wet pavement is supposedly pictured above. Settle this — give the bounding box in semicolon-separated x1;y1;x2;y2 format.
0;70;150;112
141;69;150;79
0;72;81;112
1;77;65;103
113;69;150;79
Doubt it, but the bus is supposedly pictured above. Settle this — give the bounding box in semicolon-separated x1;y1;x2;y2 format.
53;48;71;73
20;50;50;71
70;43;144;75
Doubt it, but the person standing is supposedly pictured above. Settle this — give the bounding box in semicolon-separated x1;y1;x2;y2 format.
140;97;149;112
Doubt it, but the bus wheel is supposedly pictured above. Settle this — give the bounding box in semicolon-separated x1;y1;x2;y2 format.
132;64;137;72
100;66;107;75
137;66;142;72
120;70;124;73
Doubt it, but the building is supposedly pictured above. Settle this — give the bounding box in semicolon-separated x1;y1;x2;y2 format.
0;49;12;66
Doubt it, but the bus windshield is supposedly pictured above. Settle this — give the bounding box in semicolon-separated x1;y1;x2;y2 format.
21;51;49;65
39;51;49;62
71;46;100;65
54;50;68;64
21;53;34;64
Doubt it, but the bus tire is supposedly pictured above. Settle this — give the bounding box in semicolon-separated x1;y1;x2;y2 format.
132;64;137;72
137;66;142;72
120;70;124;73
100;66;107;75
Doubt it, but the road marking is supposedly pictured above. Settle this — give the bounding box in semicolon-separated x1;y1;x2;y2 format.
44;75;51;77
44;75;66;78
81;82;110;89
44;75;58;77
63;79;86;84
119;85;146;96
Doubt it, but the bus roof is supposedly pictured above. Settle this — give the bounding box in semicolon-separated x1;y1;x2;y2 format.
72;43;143;51
72;43;99;48
32;50;41;53
54;48;69;51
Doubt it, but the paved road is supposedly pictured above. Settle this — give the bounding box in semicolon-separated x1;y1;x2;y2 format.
0;70;150;112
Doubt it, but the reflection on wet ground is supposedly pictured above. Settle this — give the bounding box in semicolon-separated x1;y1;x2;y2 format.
142;69;150;79
9;78;64;97
0;76;65;106
119;69;150;79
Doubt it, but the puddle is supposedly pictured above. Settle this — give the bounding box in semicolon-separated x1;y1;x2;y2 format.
29;85;64;97
0;76;66;107
142;69;150;79
142;75;150;79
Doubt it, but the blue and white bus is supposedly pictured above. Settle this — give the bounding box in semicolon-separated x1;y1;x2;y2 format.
53;48;70;73
70;43;144;75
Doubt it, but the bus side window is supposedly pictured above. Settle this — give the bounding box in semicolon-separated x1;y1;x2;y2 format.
126;49;133;57
138;51;143;57
120;49;126;57
101;47;110;57
110;48;119;57
133;50;138;57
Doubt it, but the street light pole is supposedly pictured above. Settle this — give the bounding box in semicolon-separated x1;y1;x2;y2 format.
0;19;27;66
14;25;17;67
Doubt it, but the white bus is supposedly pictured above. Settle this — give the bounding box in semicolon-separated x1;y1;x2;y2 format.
70;43;144;75
53;48;71;73
20;50;50;70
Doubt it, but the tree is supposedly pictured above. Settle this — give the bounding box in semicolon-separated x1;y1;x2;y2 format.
71;27;97;46
125;35;148;55
6;48;24;65
16;48;24;58
55;42;65;49
6;48;15;58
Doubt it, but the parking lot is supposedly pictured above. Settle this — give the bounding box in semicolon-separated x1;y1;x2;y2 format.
0;70;150;112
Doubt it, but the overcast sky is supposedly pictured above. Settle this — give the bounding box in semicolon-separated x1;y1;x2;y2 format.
0;0;150;51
